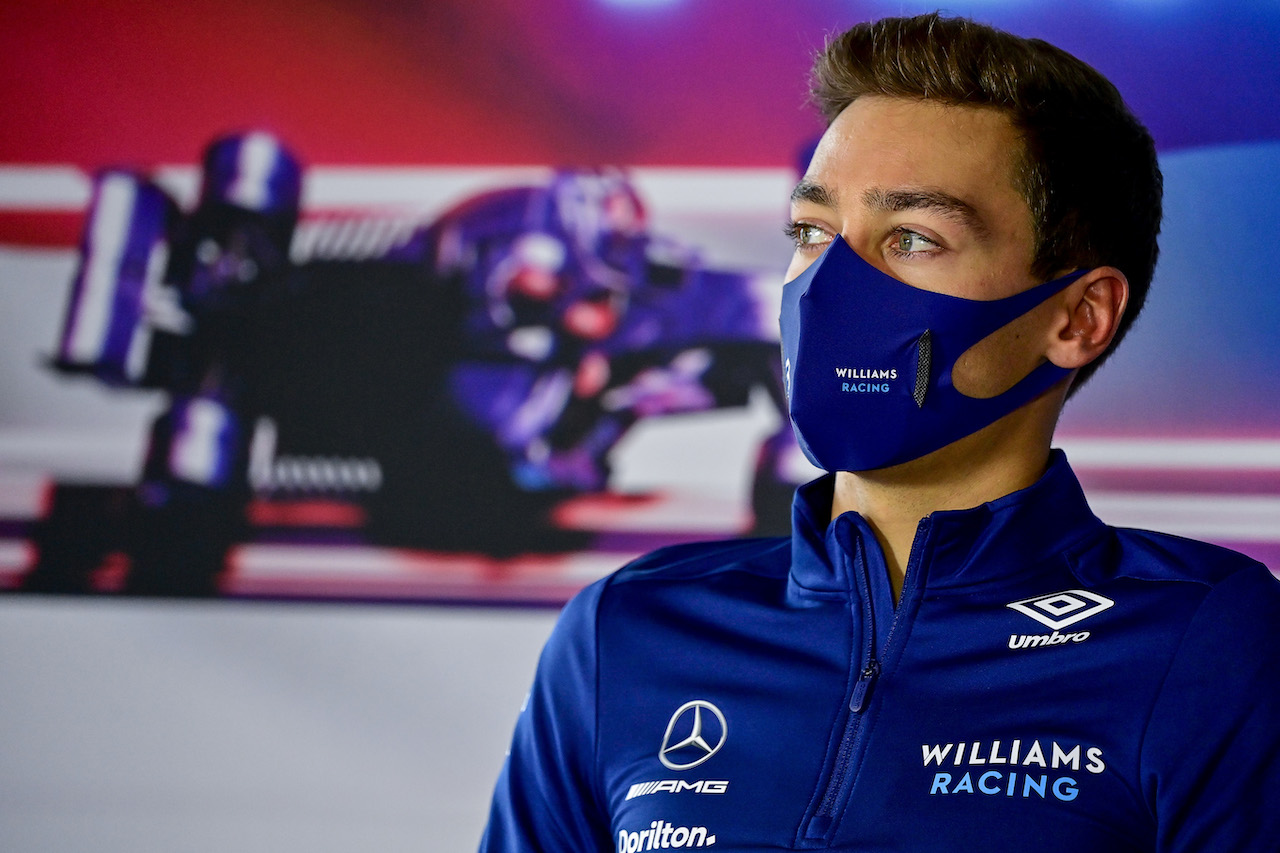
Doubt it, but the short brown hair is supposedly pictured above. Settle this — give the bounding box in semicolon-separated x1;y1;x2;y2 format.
812;13;1162;393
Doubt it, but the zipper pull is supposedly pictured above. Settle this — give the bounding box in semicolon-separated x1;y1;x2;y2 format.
850;660;880;712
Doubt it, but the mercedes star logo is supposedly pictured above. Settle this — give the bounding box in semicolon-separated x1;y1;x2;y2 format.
659;700;727;771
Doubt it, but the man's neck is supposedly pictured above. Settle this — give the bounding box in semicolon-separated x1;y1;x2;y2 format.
829;392;1061;602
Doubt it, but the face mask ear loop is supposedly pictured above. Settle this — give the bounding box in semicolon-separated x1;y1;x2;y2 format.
947;270;1092;410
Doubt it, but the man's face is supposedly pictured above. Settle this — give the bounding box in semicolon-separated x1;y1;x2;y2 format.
787;96;1056;399
786;96;1037;301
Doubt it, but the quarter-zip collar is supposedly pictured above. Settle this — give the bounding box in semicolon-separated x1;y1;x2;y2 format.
788;449;1107;599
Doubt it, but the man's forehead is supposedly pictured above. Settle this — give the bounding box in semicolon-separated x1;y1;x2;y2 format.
800;97;1023;190
791;99;1028;235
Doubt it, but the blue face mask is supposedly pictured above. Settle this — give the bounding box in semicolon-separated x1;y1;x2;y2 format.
779;235;1085;472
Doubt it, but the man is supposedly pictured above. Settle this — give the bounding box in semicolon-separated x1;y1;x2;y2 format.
481;13;1280;851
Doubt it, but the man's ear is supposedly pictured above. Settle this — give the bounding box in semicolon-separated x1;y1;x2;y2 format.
1046;266;1128;369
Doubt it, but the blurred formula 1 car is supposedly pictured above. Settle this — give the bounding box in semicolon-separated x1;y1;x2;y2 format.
26;132;797;595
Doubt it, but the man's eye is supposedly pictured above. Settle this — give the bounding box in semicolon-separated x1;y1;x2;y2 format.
784;222;830;249
890;229;939;256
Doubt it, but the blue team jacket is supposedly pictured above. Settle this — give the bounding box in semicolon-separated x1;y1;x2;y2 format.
481;451;1280;851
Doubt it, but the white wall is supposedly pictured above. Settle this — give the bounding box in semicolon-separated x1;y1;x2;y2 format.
0;596;558;852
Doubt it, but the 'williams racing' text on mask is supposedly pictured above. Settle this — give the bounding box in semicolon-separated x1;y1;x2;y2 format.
778;236;1085;472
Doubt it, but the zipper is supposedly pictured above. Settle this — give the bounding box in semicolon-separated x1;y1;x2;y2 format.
849;660;880;712
806;533;879;838
802;517;933;843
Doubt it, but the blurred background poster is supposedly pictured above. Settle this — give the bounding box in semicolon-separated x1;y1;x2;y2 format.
2;0;1278;605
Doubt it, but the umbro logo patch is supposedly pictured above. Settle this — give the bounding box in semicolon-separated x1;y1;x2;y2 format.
1008;590;1115;629
1006;590;1114;651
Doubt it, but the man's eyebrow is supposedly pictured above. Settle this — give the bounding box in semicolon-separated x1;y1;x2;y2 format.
790;179;836;207
862;187;989;237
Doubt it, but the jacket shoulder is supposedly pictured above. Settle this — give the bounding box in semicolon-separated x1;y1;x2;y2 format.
609;535;791;586
1087;525;1271;589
